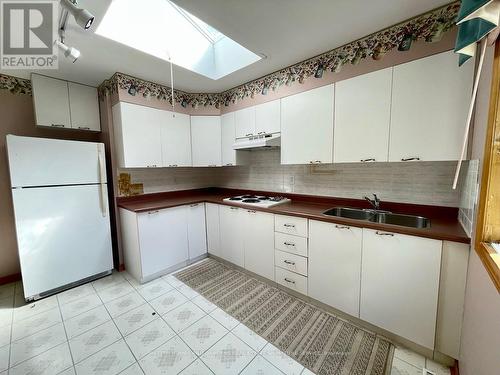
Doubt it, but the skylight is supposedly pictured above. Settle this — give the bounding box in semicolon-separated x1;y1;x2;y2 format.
95;0;261;80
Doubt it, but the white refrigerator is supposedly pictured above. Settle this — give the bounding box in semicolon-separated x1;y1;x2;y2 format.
6;135;113;301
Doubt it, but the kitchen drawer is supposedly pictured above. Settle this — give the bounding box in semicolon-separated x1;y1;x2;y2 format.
275;250;308;276
275;267;308;295
275;215;308;237
275;232;308;257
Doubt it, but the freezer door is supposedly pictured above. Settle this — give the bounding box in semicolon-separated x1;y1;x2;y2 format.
6;135;107;187
11;184;113;299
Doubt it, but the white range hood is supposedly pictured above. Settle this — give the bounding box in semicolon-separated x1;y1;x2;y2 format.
233;133;281;150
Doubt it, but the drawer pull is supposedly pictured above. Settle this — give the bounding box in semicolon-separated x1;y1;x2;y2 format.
147;210;159;214
77;126;90;130
51;124;65;128
361;158;375;162
169;164;178;167
230;207;239;210
147;165;157;168
283;223;296;228
247;210;256;213
375;231;394;236
401;157;420;162
335;225;350;229
284;278;295;284
225;163;233;166
284;242;296;247
284;260;296;265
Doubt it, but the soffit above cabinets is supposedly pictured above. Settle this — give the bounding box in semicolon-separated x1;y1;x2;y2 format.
0;0;451;92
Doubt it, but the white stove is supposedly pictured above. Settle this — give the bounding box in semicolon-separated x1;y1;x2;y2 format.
223;194;291;208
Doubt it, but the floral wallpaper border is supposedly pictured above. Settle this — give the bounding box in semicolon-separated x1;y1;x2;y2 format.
98;1;460;108
0;74;32;96
1;2;460;104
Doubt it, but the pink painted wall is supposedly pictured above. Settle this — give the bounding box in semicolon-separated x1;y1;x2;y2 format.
459;46;500;375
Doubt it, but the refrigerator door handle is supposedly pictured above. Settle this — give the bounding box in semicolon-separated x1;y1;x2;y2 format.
97;146;107;217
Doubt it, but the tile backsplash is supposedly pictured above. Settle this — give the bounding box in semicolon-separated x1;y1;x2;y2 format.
458;159;480;237
119;149;466;207
215;149;464;207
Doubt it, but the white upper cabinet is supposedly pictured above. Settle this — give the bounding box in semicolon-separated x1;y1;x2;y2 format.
255;100;281;135
235;107;256;138
221;112;247;167
68;82;101;131
32;74;71;129
161;111;192;167
334;68;392;163
360;229;442;349
191;116;222;167
389;51;474;162
32;74;100;131
281;84;334;165
309;220;362;317
187;203;207;260
112;102;163;168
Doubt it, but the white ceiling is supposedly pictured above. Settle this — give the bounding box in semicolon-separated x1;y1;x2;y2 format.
1;0;452;92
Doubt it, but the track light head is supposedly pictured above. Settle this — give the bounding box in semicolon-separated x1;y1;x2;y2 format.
56;40;81;63
60;0;95;30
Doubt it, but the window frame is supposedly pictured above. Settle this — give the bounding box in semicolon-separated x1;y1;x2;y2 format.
475;40;500;293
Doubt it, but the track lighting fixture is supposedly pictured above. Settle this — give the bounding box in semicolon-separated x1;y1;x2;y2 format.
60;0;95;30
55;40;80;63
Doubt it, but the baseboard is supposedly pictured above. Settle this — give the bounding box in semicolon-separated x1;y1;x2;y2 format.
0;272;21;286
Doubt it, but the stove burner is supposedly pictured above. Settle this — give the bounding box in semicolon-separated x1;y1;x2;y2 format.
256;196;271;200
242;199;261;203
241;195;258;199
228;197;243;201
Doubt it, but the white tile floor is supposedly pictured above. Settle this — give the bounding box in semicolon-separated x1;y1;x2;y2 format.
0;262;452;375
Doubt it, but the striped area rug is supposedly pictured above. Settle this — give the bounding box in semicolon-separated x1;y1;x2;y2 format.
175;258;394;375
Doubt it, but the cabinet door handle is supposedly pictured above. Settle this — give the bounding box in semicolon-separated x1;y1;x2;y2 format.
284;260;296;265
245;133;253;137
225;163;233;166
335;225;350;229
375;231;394;236
283;223;295;228
230;207;239;210
360;158;375;162
247;210;256;213
169;164;178;167
51;124;65;128
190;204;199;207
77;126;90;130
284;278;295;284
284;242;296;247
147;210;159;214
257;131;266;135
147;165;157;168
401;157;420;162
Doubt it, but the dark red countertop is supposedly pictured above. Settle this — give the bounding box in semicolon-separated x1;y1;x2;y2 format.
117;188;470;244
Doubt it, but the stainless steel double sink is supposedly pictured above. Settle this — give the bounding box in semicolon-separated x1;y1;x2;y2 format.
323;207;430;229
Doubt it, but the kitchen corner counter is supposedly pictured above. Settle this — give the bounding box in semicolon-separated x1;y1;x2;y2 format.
117;188;470;244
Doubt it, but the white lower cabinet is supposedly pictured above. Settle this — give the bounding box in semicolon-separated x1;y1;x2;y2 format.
308;220;362;317
360;228;442;349
187;203;207;260
205;203;221;257
243;210;275;280
219;205;245;267
120;204;207;283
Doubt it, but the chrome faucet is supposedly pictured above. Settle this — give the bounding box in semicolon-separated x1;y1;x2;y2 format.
364;194;381;210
